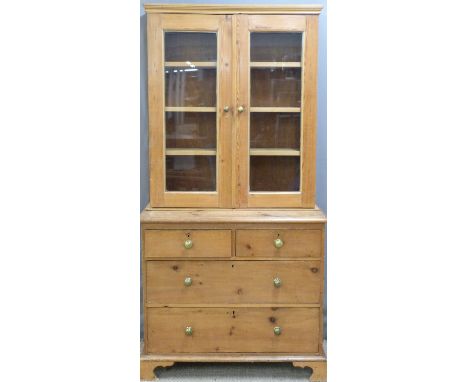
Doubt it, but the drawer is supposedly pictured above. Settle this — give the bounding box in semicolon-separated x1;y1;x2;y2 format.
236;229;322;258
144;230;231;258
146;260;321;304
147;307;320;353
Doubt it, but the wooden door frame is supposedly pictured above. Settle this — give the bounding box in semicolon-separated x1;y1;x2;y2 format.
234;14;318;208
147;14;232;207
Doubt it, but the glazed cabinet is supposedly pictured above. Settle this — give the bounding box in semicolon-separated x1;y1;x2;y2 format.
142;4;326;382
147;9;319;208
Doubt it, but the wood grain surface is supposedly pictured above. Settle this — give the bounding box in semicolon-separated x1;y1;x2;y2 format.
144;230;231;258
146;260;322;304
146;307;320;354
236;229;322;258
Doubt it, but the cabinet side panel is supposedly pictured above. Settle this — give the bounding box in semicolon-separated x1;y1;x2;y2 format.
147;14;165;207
301;15;318;207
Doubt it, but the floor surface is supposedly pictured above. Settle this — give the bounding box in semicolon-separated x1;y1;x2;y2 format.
151;362;314;381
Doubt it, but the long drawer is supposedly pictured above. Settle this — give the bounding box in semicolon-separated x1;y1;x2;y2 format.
146;307;320;354
146;260;322;304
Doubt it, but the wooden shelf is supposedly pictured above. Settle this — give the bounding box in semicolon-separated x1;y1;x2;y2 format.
165;107;216;112
250;107;301;113
250;62;301;68
165;61;216;68
165;148;217;156
250;148;300;156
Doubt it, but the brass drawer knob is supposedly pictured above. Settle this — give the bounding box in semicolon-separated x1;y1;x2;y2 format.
237;105;244;113
184;239;193;249
273;326;282;336
185;326;193;336
223;105;230;112
274;238;284;248
273;277;282;288
184;277;192;287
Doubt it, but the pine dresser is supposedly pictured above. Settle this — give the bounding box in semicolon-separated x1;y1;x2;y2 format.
141;4;326;381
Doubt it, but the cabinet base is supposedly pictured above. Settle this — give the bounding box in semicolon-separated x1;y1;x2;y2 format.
140;348;327;381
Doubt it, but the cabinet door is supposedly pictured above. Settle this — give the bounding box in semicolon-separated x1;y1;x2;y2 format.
235;15;318;207
147;14;232;207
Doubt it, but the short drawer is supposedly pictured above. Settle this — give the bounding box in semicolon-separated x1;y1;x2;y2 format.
146;260;322;304
236;229;322;258
146;307;320;354
144;230;231;258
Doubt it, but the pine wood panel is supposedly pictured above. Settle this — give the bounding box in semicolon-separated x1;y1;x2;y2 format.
165;61;217;67
230;14;240;207
146;303;320;308
248;15;307;31
218;15;233;208
165;149;217;156
140;207;327;224
301;15;319;207
250;62;301;68
143;4;324;15
165;107;216;112
236;229;322;258
146;307;320;354
144;230;231;258
147;13;164;207
141;352;326;362
250;149;300;156
234;15;249;207
250;107;301;112
145;260;322;304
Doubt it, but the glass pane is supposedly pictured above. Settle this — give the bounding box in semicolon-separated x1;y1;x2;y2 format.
251;32;302;62
166;156;216;191
250;156;300;192
248;32;303;195
165;32;217;62
251;68;301;107
250;113;300;149
166;112;216;149
164;31;218;193
165;67;216;107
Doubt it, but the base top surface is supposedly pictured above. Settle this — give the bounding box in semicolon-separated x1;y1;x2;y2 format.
141;206;326;224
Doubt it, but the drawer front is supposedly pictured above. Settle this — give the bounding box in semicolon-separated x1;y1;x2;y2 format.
146;260;321;304
236;229;322;258
147;307;320;353
144;230;231;258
